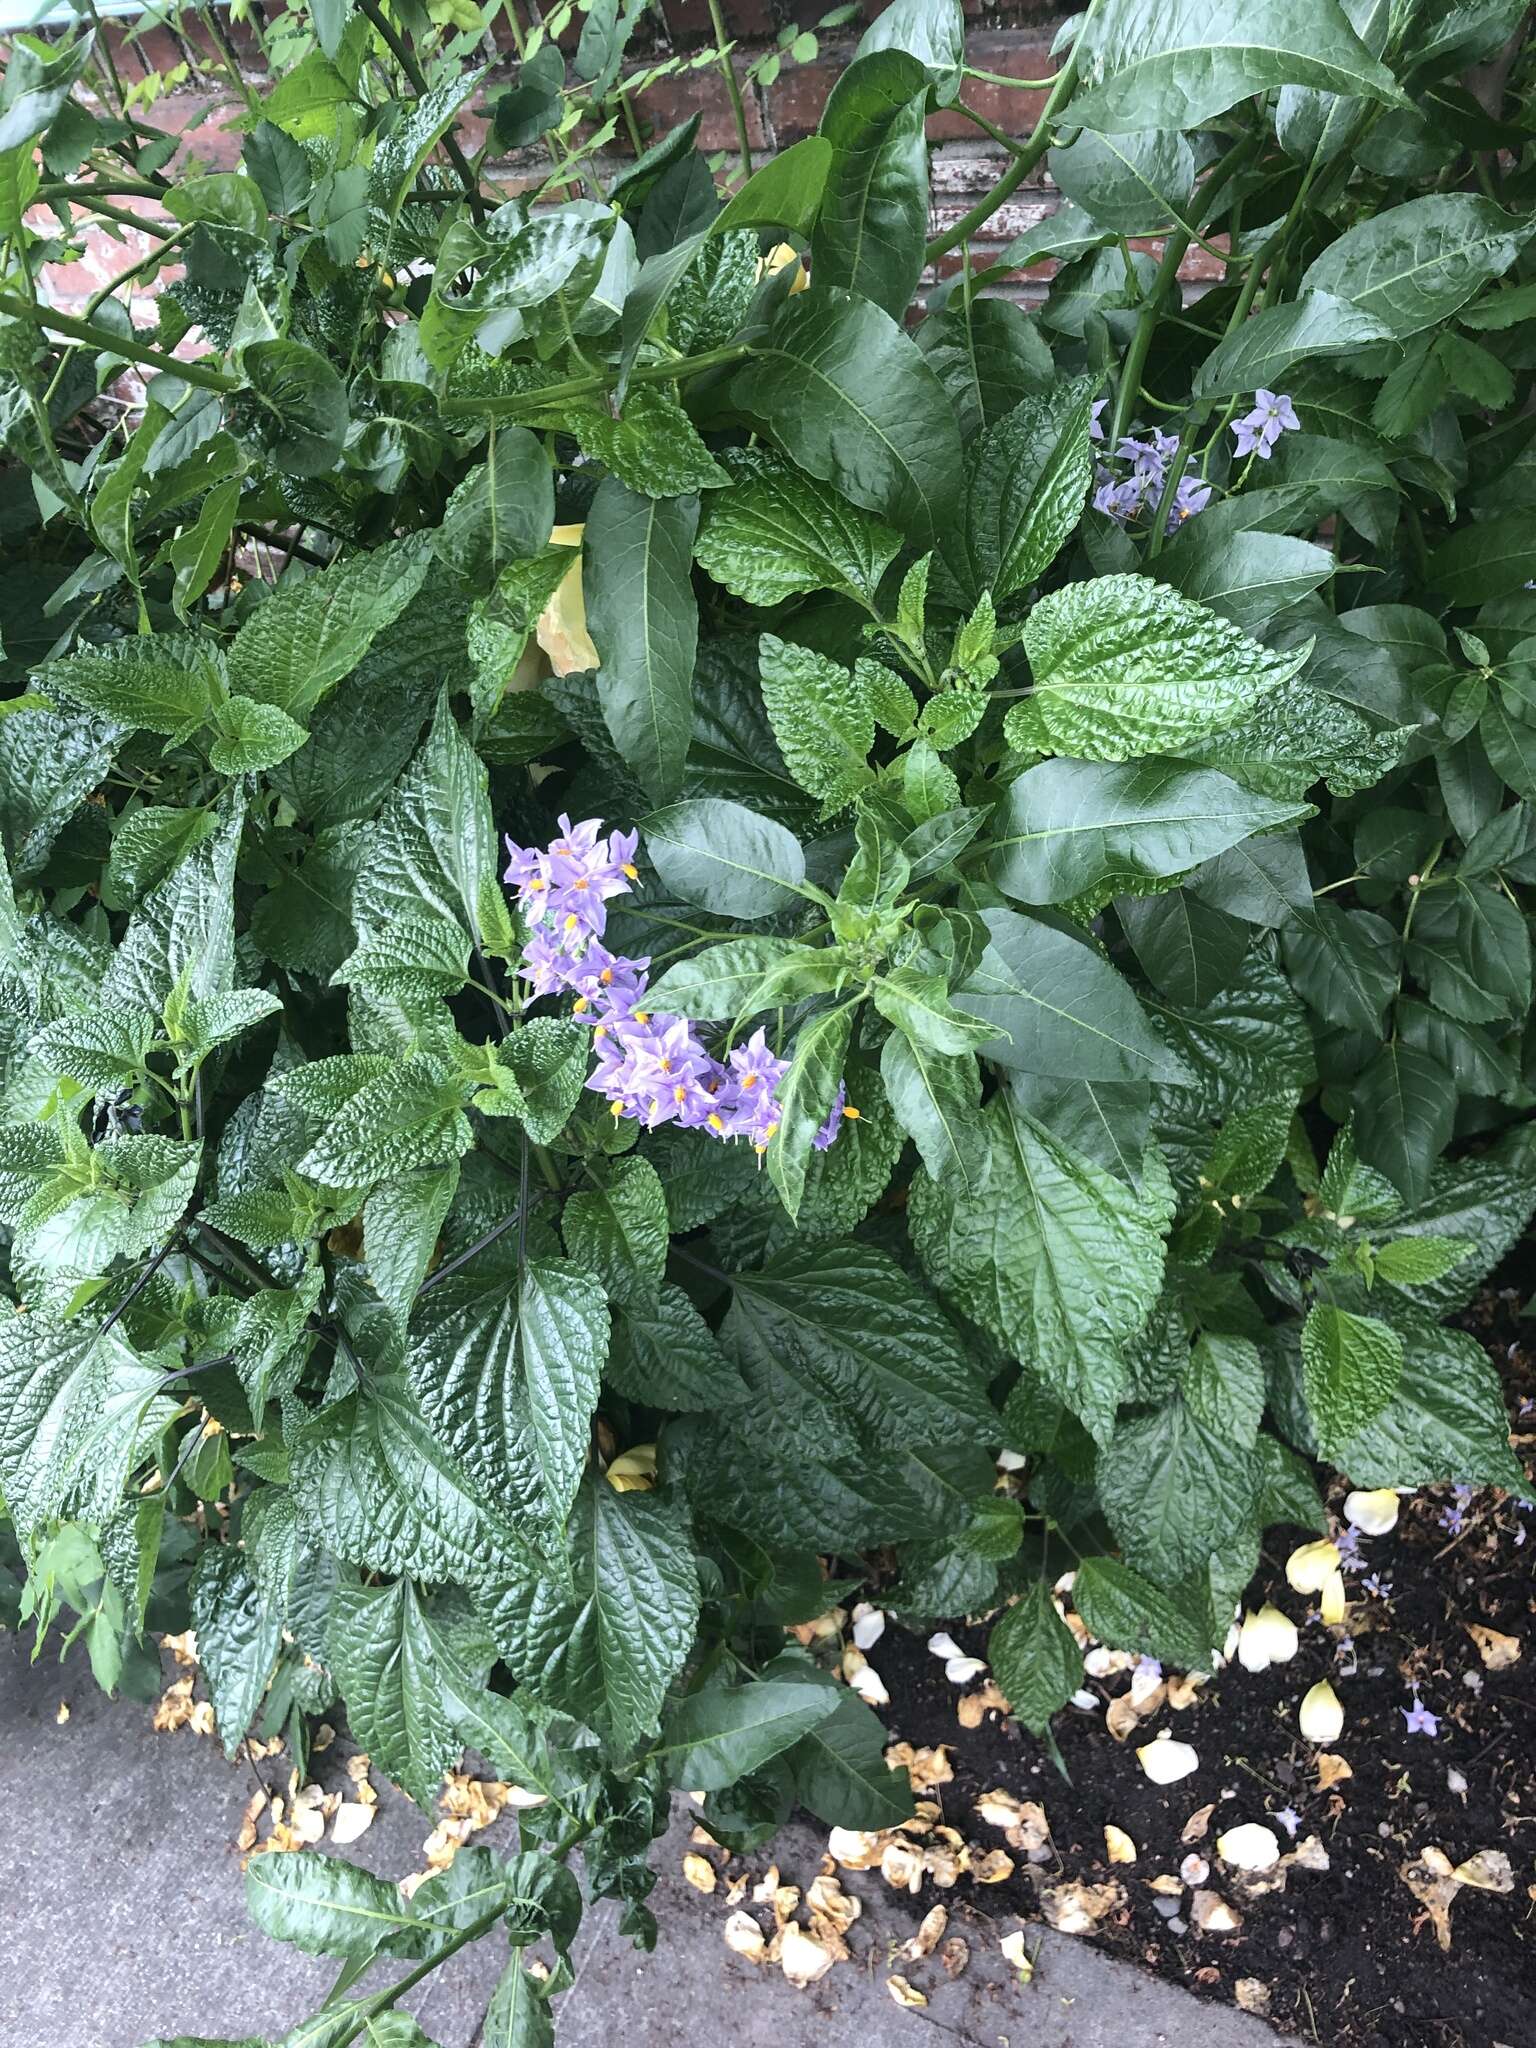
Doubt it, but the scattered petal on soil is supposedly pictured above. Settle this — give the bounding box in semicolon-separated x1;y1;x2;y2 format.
1299;1679;1344;1741
683;1853;717;1895
901;1904;948;1959
886;1974;927;2008
778;1923;835;1989
1104;1825;1138;1865
1218;1824;1281;1873
1190;1890;1243;1935
1040;1880;1125;1934
1344;1488;1401;1534
1466;1623;1521;1670
724;1911;766;1961
1138;1735;1199;1784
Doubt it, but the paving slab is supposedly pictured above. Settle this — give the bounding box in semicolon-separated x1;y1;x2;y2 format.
4;1634;1273;2048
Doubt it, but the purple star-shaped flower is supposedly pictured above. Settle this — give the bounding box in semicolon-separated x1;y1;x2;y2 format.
1401;1697;1439;1737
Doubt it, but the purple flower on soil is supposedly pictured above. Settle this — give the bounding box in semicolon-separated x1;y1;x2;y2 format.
1231;389;1300;460
1362;1572;1393;1599
1275;1806;1301;1838
1439;1504;1465;1534
1401;1697;1439;1737
1335;1525;1363;1566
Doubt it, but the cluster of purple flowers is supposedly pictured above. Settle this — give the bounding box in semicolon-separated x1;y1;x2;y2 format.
1088;404;1211;535
1085;389;1301;534
502;816;853;1156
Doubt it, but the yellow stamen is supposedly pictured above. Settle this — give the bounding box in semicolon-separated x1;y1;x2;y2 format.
622;863;638;879
634;1011;649;1024
564;913;579;931
573;996;589;1013
610;1100;625;1116
843;1105;860;1120
707;1113;725;1131
674;1084;687;1102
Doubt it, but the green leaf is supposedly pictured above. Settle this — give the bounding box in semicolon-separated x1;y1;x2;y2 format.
409;1256;606;1536
1070;0;1404;132
880;1031;988;1192
855;0;965;102
500;1019;590;1144
1117;888;1250;1009
909;1090;1173;1443
947;378;1096;603
732;289;964;547
757;635;874;808
228;537;432;720
991;757;1308;906
694;449;902;608
655;1678;841;1790
483;1960;554;2048
873;966;994;1056
169;477;243;618
208;696;308;774
766;1001;856;1220
1071;1555;1214;1670
1049;125;1195;236
810;50;930;320
246;1849;423;1960
1282;904;1400;1033
725;1237;995;1448
1182;1331;1266;1449
955;906;1186;1083
645;937;801;1019
188;1544;282;1760
529;1478;699;1750
1192;292;1394;401
365;1163;460;1329
916;297;1054;440
583;477;699;805
1300;195;1531;339
328;1576;461;1810
1099;1393;1256;1582
29;1005;157;1092
605;1282;745;1411
240;338;350;476
562;1155;668;1308
713;136;833;238
432;429;554;591
988;1577;1085;1734
350;695;495;950
1016;575;1308;762
1352;1040;1457;1203
1369;1236;1473;1287
643;797;807;918
289;1373;527;1584
563;385;729;499
1332;1313;1528;1496
297;1057;470;1187
1429;515;1536;608
41;633;222;738
1300;1303;1405;1460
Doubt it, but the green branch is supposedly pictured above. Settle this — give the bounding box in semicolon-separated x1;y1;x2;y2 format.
439;340;752;420
0;290;241;392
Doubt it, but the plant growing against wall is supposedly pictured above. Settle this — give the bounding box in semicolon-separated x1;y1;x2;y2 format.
1;0;1534;2037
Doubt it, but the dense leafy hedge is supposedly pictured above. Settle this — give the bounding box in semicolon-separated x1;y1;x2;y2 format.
3;0;1536;2038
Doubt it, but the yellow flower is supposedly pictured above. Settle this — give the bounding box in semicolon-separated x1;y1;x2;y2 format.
756;241;809;293
605;1442;658;1492
535;521;600;676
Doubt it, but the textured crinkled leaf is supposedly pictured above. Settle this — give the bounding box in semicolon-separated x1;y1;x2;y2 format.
1301;1304;1404;1460
1019;575;1308;761
1333;1314;1528;1496
328;1576;460;1809
990;1576;1091;1734
101;800;243;1011
564;384;729;499
349;695;496;949
228;536;431;720
947;377;1096;603
693;449;902;608
757;635;873;808
605;1281;745;1411
189;1544;282;1759
562;1155;667;1308
1071;1555;1215;1670
1099;1393;1257;1582
909;1092;1173;1443
246;1847;423;1959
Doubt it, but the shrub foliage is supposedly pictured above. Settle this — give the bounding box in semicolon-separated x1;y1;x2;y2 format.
2;0;1535;2036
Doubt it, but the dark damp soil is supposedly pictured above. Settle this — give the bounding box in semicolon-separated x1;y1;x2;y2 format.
865;1284;1536;2048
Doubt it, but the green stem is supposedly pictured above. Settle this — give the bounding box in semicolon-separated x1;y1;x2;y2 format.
923;3;1099;267
440;340;751;419
0;290;240;391
38;188;176;240
705;0;753;183
354;0;487;222
963;64;1060;90
955;101;1031;161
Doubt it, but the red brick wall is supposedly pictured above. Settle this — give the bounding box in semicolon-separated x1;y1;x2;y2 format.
38;5;1221;316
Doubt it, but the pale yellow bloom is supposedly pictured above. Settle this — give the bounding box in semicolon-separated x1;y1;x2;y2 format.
1299;1678;1344;1741
1285;1538;1342;1595
605;1442;658;1492
536;521;600;675
757;241;809;292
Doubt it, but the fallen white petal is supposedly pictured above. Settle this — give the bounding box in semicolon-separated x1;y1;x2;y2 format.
1286;1539;1342;1594
1299;1679;1344;1742
851;1604;886;1651
849;1664;891;1707
1344;1488;1400;1535
945;1655;988;1685
1217;1823;1281;1873
1237;1604;1298;1674
1138;1737;1199;1785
